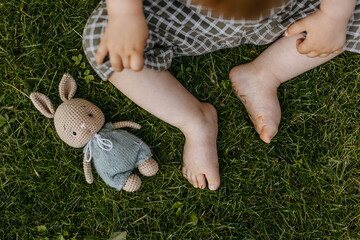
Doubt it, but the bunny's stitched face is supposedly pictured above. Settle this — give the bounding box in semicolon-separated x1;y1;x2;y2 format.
54;98;105;148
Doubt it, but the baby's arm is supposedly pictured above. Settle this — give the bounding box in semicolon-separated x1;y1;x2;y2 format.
285;0;356;58
96;0;148;71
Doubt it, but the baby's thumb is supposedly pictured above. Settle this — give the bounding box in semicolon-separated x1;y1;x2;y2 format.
96;39;108;66
285;20;306;37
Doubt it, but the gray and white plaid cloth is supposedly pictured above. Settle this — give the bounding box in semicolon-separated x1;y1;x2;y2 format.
83;0;360;81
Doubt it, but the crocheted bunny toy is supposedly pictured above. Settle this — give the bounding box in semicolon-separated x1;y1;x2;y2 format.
30;73;158;192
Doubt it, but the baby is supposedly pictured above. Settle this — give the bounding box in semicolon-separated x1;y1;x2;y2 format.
83;0;360;190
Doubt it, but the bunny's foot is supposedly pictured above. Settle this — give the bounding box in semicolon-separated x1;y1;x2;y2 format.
122;174;141;192
138;158;159;176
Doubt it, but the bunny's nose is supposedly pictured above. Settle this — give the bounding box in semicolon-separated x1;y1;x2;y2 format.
80;123;87;129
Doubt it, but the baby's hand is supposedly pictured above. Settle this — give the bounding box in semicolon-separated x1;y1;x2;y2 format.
96;14;148;72
285;9;348;57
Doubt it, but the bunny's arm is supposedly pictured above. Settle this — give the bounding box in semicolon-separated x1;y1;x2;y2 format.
83;154;94;184
113;121;141;130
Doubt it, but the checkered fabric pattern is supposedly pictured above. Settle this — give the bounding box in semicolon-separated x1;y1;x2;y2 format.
83;0;360;81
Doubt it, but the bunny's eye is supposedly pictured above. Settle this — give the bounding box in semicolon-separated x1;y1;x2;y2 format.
88;113;93;117
72;132;77;136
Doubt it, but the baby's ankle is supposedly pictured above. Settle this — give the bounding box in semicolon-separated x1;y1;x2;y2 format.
180;103;218;138
230;62;281;89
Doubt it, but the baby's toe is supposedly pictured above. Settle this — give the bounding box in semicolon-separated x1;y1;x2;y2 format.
191;175;199;188
259;124;278;143
182;167;194;185
205;168;220;191
196;175;206;189
182;167;188;179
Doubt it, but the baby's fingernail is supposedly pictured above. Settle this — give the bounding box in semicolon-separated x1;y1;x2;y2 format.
132;63;143;72
209;185;218;190
283;31;288;37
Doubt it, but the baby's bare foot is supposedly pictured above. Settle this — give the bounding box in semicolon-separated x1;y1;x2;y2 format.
182;103;220;190
230;63;281;143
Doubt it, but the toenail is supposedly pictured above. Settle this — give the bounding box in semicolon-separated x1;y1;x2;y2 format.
209;185;218;190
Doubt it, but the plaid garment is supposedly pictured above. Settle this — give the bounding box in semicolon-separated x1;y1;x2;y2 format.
83;0;360;81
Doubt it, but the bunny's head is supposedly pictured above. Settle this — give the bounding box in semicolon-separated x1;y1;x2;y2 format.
30;74;105;148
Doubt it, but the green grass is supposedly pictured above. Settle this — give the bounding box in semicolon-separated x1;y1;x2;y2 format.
1;1;360;239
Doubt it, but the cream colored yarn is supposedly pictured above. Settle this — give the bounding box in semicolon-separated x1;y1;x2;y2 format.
30;73;105;148
54;98;105;148
30;73;159;192
122;174;142;192
138;158;159;176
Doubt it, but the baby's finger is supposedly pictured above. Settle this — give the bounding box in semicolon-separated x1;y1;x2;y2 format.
332;50;342;55
296;38;311;55
122;54;131;69
319;53;330;58
96;40;109;66
130;52;144;72
296;38;315;55
296;38;305;47
306;51;318;58
110;53;124;72
285;19;306;37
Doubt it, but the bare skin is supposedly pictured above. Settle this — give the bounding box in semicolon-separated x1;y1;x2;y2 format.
96;0;356;188
229;35;338;143
229;0;355;143
96;0;148;72
286;0;356;58
108;69;221;190
99;0;221;190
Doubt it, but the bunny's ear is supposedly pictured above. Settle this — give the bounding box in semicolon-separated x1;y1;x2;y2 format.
59;73;77;101
30;92;56;118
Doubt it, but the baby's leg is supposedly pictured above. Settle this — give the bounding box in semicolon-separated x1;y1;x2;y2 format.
109;69;220;190
230;35;340;143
